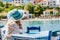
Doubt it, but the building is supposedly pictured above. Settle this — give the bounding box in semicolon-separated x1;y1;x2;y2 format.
19;10;32;19
34;0;59;7
3;0;60;7
12;0;34;6
12;0;24;6
24;0;34;4
48;0;59;7
34;0;46;5
20;10;29;19
43;9;58;16
34;0;41;4
39;0;48;7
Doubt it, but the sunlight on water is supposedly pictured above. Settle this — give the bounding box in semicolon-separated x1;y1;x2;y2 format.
21;20;60;32
0;20;60;32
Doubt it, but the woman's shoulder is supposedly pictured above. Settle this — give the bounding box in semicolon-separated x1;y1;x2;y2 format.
7;20;14;24
6;20;15;27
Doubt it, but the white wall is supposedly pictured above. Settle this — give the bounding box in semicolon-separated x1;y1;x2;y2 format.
48;0;59;7
43;11;50;16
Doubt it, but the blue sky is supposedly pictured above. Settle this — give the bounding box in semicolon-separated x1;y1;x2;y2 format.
2;0;12;2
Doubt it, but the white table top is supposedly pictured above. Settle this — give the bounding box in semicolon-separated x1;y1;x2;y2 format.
11;31;50;38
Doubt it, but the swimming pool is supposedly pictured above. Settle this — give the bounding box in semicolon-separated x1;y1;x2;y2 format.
0;21;7;27
0;20;60;32
21;20;60;32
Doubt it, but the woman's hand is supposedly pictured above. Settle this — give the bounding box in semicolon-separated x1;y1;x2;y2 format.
6;34;11;38
5;34;11;40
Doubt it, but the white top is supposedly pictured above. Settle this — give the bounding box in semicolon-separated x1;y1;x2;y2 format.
1;20;23;40
5;20;21;35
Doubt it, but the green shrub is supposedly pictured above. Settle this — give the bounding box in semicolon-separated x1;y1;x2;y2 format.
0;15;3;20
4;8;10;13
0;7;4;12
9;6;14;10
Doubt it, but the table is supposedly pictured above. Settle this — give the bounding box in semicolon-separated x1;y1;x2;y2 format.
11;31;51;40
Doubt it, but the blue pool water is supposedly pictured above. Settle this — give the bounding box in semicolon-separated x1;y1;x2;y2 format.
0;20;60;32
21;20;60;32
0;23;4;26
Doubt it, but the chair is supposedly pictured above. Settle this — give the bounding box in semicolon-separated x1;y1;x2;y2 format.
0;25;4;28
26;26;40;33
0;26;4;40
52;30;60;37
1;27;6;40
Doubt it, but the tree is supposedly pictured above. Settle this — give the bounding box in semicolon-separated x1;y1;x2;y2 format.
56;13;60;16
24;2;34;14
0;1;4;7
17;5;24;9
0;7;4;12
9;6;14;10
4;8;10;13
56;7;60;11
4;2;9;8
34;4;43;17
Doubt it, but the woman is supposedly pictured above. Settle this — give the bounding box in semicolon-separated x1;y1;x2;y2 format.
4;9;23;40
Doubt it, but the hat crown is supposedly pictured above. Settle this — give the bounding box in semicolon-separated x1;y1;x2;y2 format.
7;9;23;21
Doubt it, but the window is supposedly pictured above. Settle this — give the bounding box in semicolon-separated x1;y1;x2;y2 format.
50;4;52;5
12;0;14;1
53;1;55;3
53;12;56;15
54;4;56;5
45;12;50;15
15;0;17;1
42;3;43;5
24;12;26;14
18;0;20;1
34;2;36;3
15;2;17;3
45;12;48;15
22;0;23;1
19;2;20;3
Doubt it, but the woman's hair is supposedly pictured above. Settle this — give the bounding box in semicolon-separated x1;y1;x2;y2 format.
15;21;22;29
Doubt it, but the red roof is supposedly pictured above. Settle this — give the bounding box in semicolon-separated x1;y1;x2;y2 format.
40;0;45;2
34;0;46;2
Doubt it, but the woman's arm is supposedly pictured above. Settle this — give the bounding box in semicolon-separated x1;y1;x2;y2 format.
5;22;14;37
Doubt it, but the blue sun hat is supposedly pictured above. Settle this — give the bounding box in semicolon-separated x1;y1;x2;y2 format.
7;9;23;21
